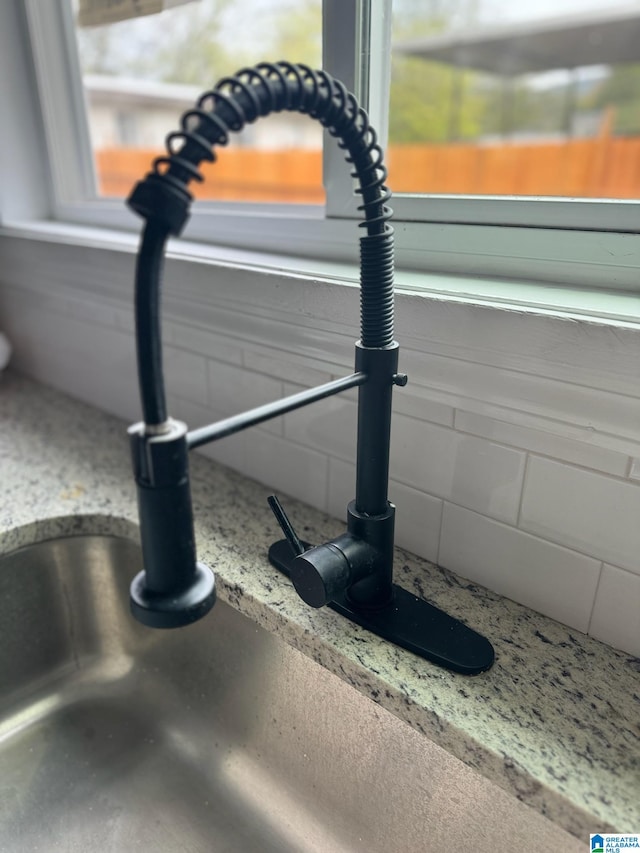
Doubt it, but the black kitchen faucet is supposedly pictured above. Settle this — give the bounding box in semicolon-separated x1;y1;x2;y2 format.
126;62;494;675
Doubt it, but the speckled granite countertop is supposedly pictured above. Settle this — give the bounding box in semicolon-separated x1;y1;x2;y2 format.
1;370;638;838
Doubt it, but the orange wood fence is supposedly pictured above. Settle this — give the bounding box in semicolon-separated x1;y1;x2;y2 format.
96;135;640;203
97;147;324;202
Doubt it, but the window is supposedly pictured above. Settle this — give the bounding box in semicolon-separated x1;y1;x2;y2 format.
73;0;324;205
18;0;640;292
389;1;640;201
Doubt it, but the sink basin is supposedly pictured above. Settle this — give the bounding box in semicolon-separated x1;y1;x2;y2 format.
0;535;582;852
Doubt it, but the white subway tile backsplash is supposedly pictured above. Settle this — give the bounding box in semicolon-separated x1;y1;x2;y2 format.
167;322;243;366
455;410;629;477
284;387;357;461
165;394;216;430
163;346;208;405
589;564;640;656
3;270;638;656
246;429;329;510
66;294;119;329
197;430;248;478
3;292;139;422
326;457;353;522
391;415;526;524
389;480;443;564
392;385;455;427
328;458;443;562
114;307;135;333
400;347;640;451
439;504;601;631
207;360;283;434
244;346;335;387
520;457;640;575
166;394;249;477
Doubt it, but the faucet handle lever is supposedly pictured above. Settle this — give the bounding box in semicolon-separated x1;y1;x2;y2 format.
267;495;305;557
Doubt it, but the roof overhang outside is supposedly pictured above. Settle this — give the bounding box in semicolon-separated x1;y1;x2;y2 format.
394;5;640;75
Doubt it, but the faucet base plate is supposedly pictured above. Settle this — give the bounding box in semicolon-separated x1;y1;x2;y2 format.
269;539;494;675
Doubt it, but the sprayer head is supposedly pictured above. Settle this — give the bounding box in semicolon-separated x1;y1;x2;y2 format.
128;419;216;629
130;561;216;629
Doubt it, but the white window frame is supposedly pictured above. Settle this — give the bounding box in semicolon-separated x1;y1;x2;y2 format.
16;0;640;293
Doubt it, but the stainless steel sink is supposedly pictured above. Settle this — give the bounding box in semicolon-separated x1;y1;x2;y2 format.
0;535;582;852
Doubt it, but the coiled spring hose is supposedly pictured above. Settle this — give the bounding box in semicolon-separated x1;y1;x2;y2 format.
128;62;394;426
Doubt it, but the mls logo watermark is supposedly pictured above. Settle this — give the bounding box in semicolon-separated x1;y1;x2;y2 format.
591;835;640;852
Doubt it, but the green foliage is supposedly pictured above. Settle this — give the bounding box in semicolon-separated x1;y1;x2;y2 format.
584;64;640;135
151;1;237;85
268;0;321;67
75;0;321;85
390;59;486;143
389;0;492;144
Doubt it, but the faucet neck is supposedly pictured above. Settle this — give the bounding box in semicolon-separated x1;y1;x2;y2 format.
129;64;395;427
134;220;171;426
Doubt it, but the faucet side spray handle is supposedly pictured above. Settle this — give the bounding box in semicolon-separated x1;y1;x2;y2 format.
267;495;305;557
267;495;379;609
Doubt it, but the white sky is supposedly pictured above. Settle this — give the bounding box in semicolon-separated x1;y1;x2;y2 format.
490;0;640;23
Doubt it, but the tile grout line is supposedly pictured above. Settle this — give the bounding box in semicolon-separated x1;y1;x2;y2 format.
516;453;530;529
436;499;447;568
586;562;605;636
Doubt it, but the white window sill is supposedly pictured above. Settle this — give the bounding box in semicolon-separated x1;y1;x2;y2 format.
2;218;640;328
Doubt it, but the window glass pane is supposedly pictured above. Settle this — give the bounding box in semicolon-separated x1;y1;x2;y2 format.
389;0;640;199
71;0;323;203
